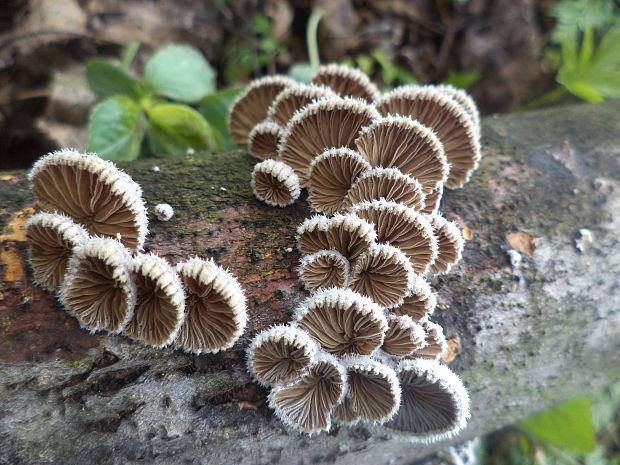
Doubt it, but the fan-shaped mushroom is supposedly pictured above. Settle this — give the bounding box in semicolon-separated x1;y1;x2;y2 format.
307;147;371;215
247;325;318;386
387;276;437;321
435;84;481;138
124;253;185;347
248;120;285;160
349;200;438;273
293;288;387;356
269;353;346;433
376;85;481;189
174;257;247;354
28;149;148;250
278;96;380;187
59;237;135;333
311;64;381;103
421;184;443;215
251;159;301;207
410;320;447;360
348;244;414;307
386;359;470;441
296;215;331;254
343;167;426;212
25;212;89;292
355;115;449;194
298;250;350;292
227;75;296;147
266;83;337;126
382;314;427;356
426;214;464;274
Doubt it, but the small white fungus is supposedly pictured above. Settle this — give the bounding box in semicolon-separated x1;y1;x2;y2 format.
154;203;174;221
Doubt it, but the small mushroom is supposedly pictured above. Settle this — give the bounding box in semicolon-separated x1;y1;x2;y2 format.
298;250;350;292
248;120;286;160
296;215;331;254
435;84;481;138
349;200;438;273
251;159;301;207
293;288;388;356
266;83;337;126
227;75;296;147
343;167;426;212
154;203;174;221
355;115;449;194
247;325;318;386
269;352;346;433
307;147;372;215
59;237;135;333
420;184;443;215
311;64;381;103
348;244;414;308
387;276;437;321
376;85;481;189
386;359;470;441
174;257;247;354
409;320;447;360
382;314;427;356
25;212;89;292
278;96;380;187
28;149;148;251
426;214;464;274
333;356;401;424
124;253;185;347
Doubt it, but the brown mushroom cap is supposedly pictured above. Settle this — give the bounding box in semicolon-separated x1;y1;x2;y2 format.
386;359;470;441
227;75;296;147
25;212;89;292
349;200;438;273
296;213;377;261
278;96;380;187
28;149;148;251
376;85;481;189
124;253;185;347
409;319;447;360
248;120;285;160
420;184;443;215
247;325;318;386
307;147;372;215
59;237;135;333
425;214;464;274
251;159;301;207
293;288;388;356
435;84;481;138
298;250;350;292
269;353;346;433
348;244;414;308
343;167;426;212
311;64;381;103
266;83;337;126
334;356;401;425
355;115;449;194
382;314;427;356
387;276;437;321
174;257;247;354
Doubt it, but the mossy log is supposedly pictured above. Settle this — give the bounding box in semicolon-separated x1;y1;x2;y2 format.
1;100;620;465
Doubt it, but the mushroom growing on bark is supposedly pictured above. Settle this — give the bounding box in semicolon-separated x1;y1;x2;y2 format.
410;319;447;360
298;250;350;292
425;214;465;274
382;314;427;356
248;120;285;160
311;64;381;103
266;83;337;126
251;159;301;207
388;276;438;321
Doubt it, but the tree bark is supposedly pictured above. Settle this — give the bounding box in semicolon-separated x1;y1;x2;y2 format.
1;100;620;465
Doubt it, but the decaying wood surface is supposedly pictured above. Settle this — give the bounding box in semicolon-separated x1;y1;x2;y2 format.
1;100;620;465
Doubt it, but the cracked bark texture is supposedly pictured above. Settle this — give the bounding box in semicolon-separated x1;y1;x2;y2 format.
1;100;620;465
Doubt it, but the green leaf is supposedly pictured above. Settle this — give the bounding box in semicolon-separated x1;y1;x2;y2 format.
520;397;597;454
199;87;244;149
442;70;481;89
86;60;144;101
289;63;317;84
565;80;605;101
121;40;140;70
147;103;220;154
87;96;145;161
144;44;215;103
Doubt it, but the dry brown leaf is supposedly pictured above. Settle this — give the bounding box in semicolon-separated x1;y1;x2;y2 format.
506;231;535;256
441;334;461;364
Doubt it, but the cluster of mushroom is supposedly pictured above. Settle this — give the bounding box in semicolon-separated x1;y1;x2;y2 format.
230;64;478;440
25;149;247;353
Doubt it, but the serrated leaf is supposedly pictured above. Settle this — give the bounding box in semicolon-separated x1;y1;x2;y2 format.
144;44;215;103
87;96;145;161
147;103;220;154
520;397;597;454
86;60;143;101
199;87;243;149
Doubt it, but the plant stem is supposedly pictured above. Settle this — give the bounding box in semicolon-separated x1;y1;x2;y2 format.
307;8;324;69
522;86;569;111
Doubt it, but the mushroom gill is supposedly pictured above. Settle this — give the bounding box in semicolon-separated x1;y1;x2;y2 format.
28;149;148;251
296;215;331;255
248;120;285;160
298;250;350;292
387;276;438;321
409;320;447;360
174;257;247;354
311;64;381;103
266;83;337;126
435;84;481;138
382;314;427;356
426;214;464;274
251;159;301;207
420;184;443;215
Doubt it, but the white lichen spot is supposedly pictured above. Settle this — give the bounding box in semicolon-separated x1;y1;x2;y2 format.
154;203;174;221
152;166;161;173
507;249;522;269
220;187;228;192
575;228;594;253
285;247;293;253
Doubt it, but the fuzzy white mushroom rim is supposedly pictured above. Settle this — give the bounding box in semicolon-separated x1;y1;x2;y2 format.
311;63;381;103
251;159;301;207
298;250;350;292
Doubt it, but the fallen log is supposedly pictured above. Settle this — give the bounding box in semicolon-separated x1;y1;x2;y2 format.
1;100;619;465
